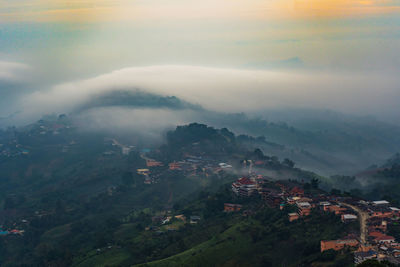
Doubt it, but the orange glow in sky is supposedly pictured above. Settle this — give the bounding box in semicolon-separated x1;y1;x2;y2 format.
0;0;399;23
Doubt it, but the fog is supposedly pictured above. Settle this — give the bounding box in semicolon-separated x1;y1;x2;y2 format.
74;106;204;145
2;65;396;127
1;63;400;176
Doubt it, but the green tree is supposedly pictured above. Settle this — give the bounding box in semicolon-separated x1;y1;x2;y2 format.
283;158;295;168
311;178;320;189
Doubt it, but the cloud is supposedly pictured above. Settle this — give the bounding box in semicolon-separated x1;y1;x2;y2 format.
0;61;29;83
0;60;32;118
18;65;400;122
74;106;200;142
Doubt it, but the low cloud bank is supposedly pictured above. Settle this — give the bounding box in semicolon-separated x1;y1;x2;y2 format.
19;65;400;115
0;64;394;127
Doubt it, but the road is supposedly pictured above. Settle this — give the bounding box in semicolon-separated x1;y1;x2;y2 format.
339;202;370;245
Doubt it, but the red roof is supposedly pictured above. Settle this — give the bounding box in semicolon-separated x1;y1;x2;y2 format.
369;231;385;238
237;177;255;185
291;186;304;193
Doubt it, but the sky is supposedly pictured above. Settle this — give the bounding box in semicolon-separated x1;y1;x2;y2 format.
0;0;399;126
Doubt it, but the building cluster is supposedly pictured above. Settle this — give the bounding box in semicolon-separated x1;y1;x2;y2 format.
0;142;30;158
230;176;360;223
36;120;69;136
0;225;25;237
357;200;400;263
137;168;160;185
230;174;400;264
146;213;201;235
168;155;232;177
137;154;233;185
321;238;359;252
104;139;135;156
223;203;243;212
320;199;400;264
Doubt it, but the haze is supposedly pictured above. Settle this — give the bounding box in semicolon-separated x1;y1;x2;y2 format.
0;0;399;126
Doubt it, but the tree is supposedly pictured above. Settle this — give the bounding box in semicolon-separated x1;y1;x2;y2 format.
330;188;341;195
357;259;395;267
254;148;265;159
311;178;320;189
283;158;295;168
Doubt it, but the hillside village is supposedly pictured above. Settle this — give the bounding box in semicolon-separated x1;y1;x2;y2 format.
228;170;400;265
1;119;400;266
126;139;400;265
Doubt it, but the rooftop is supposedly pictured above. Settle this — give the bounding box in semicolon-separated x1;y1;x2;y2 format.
375;235;395;241
342;214;357;219
373;200;390;205
237;177;255;185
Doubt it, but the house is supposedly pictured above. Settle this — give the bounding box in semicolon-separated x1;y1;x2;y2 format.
327;205;347;215
369;231;385;238
169;162;182;170
146;160;163;167
9;229;23;235
359;200;370;206
390;207;400;217
372;200;390;206
232;177;257;197
290;187;304;197
174;215;186;222
297;201;312;216
369;207;393;218
224;203;243;212
368;219;388;232
121;147;131;155
286;197;299;205
137;169;150;176
190;216;201;224
354;250;378;264
341;214;358;223
320;239;359;252
374;235;396;244
319;201;331;211
288;213;300;222
219;163;232;169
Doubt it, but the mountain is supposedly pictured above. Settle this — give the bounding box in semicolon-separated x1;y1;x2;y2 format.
74;91;202;113
12;90;399;176
0;121;322;266
201;110;400;175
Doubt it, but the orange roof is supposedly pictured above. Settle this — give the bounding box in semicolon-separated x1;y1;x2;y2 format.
369;231;385;238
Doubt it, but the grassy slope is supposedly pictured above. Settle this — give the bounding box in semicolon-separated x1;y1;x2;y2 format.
136;222;254;267
133;211;356;267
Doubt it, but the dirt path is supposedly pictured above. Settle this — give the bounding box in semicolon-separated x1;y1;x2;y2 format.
339;202;370;245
